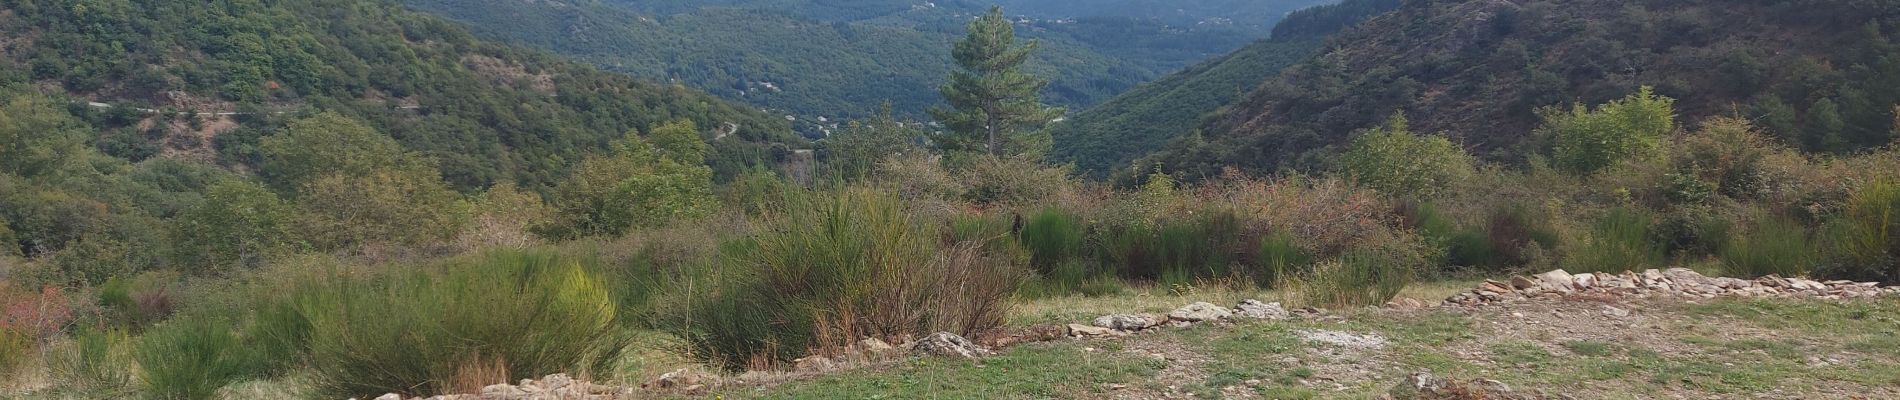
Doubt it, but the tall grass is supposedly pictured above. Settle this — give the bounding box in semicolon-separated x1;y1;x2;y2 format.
681;188;1024;369
1254;231;1311;287
1826;180;1900;281
1567;207;1666;273
1287;250;1414;308
1722;217;1815;278
1020;208;1084;271
49;327;134;396
135;316;259;400
300;251;625;397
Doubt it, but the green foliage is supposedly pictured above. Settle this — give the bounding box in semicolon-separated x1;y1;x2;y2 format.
821;106;923;181
173;180;297;272
1825;180;1900;281
547;121;717;238
1255;231;1311;287
956;156;1075;206
1289;250;1414;308
135;316;260;400
1567;207;1666;274
1672;118;1782;200
1542;87;1678;175
0;94;89;178
681;188;1023;368
1723;217;1816;278
299;251;625;397
933;6;1064;157
1339;114;1474;198
0;327;26;378
1020;208;1085;271
295;169;469;249
48;327;135;397
258;113;415;192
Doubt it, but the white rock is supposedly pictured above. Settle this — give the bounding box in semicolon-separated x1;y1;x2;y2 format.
1168;302;1234;322
374;394;402;400
1233;299;1291;319
1092;314;1161;330
1536;269;1575;292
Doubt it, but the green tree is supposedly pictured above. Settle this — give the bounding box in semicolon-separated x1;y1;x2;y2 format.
1805;98;1848;153
0;94;89;179
296;168;469;249
1540;86;1677;175
822;104;922;181
547;120;715;237
259;112;413;192
1338;113;1474;198
931;6;1063;157
174;180;299;272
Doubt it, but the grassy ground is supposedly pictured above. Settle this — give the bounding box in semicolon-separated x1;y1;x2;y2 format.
740;293;1900;399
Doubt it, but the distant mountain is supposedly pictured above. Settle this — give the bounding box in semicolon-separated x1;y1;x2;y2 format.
404;0;1334;135
0;0;801;189
1134;0;1900;180
1050;0;1398;177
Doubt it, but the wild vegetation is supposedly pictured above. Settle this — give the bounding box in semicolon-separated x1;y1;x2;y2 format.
4;0;1900;398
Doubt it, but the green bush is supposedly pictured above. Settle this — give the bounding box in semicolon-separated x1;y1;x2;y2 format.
1020;208;1085;271
1723;217;1816;278
1339;113;1474;198
1289;250;1414;308
681;188;1023;369
1254;231;1311;287
49;327;134;396
1824;180;1900;281
0;327;27;378
300;251;625;397
1101;223;1160;279
135;316;258;400
1540;86;1677;175
1567;207;1666;273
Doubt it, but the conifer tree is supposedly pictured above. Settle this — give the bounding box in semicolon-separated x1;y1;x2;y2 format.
932;6;1063;157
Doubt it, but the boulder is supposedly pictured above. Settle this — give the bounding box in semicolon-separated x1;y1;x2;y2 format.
1092;314;1162;330
1572;273;1597;289
1169;302;1234;322
1233;299;1291;319
913;331;992;359
1535;270;1574;291
1508;276;1538;290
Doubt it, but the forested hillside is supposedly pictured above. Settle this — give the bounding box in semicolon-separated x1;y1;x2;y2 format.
403;0;1333;131
1050;0;1399;176
1139;0;1900;179
0;0;800;190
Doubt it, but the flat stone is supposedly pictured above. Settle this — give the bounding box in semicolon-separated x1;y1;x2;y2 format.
1509;276;1539;290
1234;299;1291;319
1092;313;1162;330
1068;323;1126;337
1169;302;1234;322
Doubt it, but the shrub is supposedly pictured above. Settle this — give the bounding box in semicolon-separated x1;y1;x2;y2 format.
49;327;134;396
955;155;1075;207
1722;217;1816;278
1566;207;1666;273
300;251;625;397
681;188;1023;369
1824;180;1900;281
1288;250;1415;308
1020;208;1085;271
1101;223;1160;279
135;316;258;400
1540;86;1677;175
0;327;27;378
1339;113;1474;198
1253;231;1312;287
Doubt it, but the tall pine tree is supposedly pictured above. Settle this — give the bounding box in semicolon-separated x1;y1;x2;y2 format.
932;6;1063;157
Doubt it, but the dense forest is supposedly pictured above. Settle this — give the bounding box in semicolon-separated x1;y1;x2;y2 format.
403;0;1332;132
1134;0;1900;180
0;0;802;191
1050;0;1400;176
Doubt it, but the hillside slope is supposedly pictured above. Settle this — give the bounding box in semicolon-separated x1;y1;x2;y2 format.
1138;0;1900;179
1050;0;1399;177
402;0;1330;130
0;0;800;189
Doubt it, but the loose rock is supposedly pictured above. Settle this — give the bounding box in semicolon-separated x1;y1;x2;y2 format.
1092;313;1163;331
913;331;992;359
1169;302;1234;322
1234;299;1291;319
